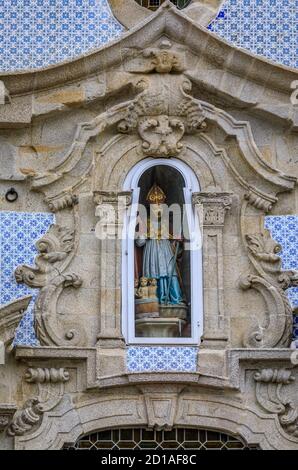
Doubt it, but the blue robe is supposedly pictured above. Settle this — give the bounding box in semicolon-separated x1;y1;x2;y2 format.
135;237;183;304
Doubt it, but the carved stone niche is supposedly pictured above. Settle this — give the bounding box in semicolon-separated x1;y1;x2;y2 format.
192;190;233;349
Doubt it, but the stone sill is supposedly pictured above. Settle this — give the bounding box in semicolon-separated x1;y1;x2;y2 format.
14;346;296;391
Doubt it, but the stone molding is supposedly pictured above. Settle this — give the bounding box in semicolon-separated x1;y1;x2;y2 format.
0;2;297;122
193;190;232;348
192;191;233;226
0;296;32;349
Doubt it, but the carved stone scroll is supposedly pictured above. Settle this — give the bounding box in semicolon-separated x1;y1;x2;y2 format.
46;191;78;213
192;190;233;348
8;368;69;437
254;369;298;437
241;230;298;348
14;224;84;347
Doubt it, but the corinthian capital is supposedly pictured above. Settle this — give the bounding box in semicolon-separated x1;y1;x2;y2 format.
192;190;233;226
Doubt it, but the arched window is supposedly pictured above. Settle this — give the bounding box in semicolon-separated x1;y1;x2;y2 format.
64;427;258;450
122;158;203;344
135;0;192;11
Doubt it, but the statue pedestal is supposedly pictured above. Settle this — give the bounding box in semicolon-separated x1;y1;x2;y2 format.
135;317;186;338
159;304;187;320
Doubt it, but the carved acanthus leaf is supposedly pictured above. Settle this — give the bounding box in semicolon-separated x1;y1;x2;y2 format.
254;368;298;438
142;41;185;74
15;224;75;288
125;40;185;74
192;191;233;226
246;230;298;289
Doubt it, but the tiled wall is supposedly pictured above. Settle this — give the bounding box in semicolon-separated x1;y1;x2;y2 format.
265;215;298;346
0;0;124;72
0;1;297;72
209;0;298;69
0;211;54;345
265;215;298;307
127;346;198;372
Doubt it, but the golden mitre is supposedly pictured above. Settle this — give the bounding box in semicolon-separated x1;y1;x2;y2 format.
146;184;166;204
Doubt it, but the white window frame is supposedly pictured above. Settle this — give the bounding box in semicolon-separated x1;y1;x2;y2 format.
122;158;203;345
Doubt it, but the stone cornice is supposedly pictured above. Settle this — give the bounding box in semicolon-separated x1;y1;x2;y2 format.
0;295;32;347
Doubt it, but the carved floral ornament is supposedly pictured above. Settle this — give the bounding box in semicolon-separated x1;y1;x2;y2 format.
117;81;207;158
141;40;185;74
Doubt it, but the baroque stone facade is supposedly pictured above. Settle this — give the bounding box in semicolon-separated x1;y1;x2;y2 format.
0;1;298;450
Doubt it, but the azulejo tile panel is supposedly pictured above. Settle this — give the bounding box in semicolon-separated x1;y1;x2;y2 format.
265;215;298;345
0;211;54;345
209;0;298;69
0;0;124;72
127;346;198;372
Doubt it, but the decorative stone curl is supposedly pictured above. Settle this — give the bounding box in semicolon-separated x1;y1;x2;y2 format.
254;368;298;438
25;367;69;384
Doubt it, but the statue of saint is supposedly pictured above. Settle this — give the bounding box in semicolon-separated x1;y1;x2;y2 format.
135;184;184;305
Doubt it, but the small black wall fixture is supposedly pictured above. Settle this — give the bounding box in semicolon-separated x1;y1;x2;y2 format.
5;187;18;203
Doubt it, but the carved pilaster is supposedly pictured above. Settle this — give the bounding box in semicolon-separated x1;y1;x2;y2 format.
93;191;132;349
192;191;233;348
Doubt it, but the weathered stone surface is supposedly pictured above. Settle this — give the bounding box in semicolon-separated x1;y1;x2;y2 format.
0;2;297;450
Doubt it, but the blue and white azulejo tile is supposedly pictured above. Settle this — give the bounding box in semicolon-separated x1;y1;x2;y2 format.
0;211;54;346
209;0;298;69
127;346;198;372
0;0;124;72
